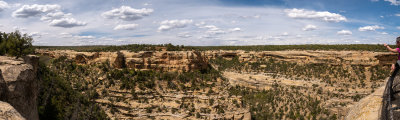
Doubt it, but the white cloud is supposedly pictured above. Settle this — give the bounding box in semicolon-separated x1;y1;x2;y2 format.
49;18;87;28
281;32;289;36
284;8;347;22
102;6;153;21
384;0;400;5
12;4;61;18
40;11;71;22
0;1;9;12
13;26;27;31
358;25;384;31
337;30;352;35
177;32;192;38
60;32;73;38
229;27;241;32
158;19;193;31
75;35;95;39
380;32;388;35
13;4;86;28
395;13;400;16
202;25;225;35
371;0;379;2
302;24;317;31
29;32;42;38
113;24;138;30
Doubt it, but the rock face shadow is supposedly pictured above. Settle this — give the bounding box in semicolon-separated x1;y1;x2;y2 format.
381;71;400;120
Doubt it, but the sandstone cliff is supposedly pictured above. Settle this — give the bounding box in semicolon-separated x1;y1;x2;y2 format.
37;50;209;72
0;55;39;120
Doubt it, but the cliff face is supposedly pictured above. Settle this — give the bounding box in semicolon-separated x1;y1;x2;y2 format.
0;55;39;120
37;50;209;72
38;50;396;71
205;50;396;66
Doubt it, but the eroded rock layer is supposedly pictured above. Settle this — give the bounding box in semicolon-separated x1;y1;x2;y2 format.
0;55;39;120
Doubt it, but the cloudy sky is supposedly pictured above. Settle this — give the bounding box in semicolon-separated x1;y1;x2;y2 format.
0;0;399;46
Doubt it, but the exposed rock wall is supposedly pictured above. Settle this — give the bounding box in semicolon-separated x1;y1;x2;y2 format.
0;56;39;120
204;50;396;66
37;50;398;71
37;50;210;72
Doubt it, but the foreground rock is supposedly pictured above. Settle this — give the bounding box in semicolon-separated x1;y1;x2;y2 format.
0;55;39;120
0;101;25;120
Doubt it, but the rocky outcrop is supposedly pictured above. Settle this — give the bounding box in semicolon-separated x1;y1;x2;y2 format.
204;50;393;66
0;56;39;120
37;50;210;72
113;51;126;68
0;101;25;120
374;53;397;65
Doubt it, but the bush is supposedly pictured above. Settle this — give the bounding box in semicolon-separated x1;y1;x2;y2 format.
0;30;34;58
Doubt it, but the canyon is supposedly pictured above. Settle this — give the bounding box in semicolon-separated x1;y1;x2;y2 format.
0;49;396;119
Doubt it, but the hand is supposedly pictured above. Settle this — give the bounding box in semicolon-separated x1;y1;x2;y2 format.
392;64;395;72
384;43;388;47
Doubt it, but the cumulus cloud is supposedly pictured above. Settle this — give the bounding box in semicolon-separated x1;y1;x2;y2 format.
113;24;138;30
102;6;153;21
384;0;400;5
302;25;317;31
337;30;352;35
12;4;61;18
358;25;384;31
158;19;193;31
0;1;9;12
284;8;347;22
13;4;86;28
49;18;87;28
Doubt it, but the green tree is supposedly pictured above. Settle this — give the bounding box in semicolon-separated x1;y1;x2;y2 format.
0;30;34;58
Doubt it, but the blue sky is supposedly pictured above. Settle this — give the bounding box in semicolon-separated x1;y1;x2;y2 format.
0;0;399;46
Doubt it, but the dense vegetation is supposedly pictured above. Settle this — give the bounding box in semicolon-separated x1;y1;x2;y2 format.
36;43;395;52
210;56;390;119
37;58;108;120
0;30;34;58
210;56;389;89
46;56;234;119
229;86;337;120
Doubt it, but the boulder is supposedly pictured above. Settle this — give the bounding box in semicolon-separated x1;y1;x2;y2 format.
0;101;25;120
113;51;126;68
0;56;39;120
